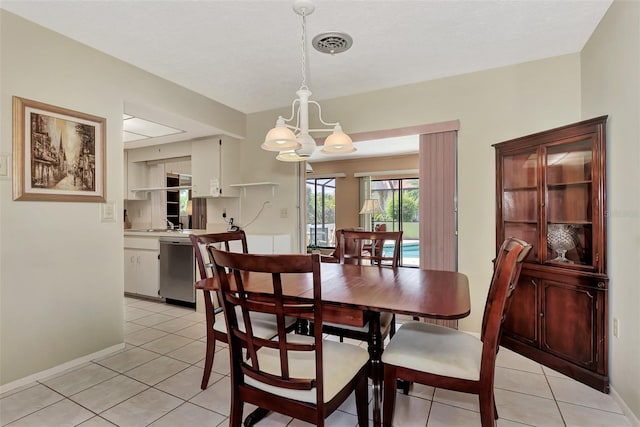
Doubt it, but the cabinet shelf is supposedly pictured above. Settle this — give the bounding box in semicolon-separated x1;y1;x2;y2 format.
547;180;592;188
504;186;536;192
546;220;592;225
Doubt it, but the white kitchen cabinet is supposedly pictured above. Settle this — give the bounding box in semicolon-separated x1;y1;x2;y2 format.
191;136;241;198
124;237;160;299
229;234;291;254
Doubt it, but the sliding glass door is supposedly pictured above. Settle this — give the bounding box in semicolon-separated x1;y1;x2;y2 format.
371;178;419;266
306;178;336;248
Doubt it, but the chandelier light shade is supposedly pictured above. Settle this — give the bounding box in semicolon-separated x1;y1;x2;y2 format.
322;124;356;154
262;0;356;162
276;150;307;162
261;116;300;151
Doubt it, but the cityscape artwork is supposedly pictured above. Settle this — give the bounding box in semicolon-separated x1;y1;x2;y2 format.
13;97;106;202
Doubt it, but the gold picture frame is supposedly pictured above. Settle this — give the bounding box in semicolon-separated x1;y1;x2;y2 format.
13;96;106;202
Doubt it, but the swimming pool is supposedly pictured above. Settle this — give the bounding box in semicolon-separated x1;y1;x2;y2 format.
383;240;420;266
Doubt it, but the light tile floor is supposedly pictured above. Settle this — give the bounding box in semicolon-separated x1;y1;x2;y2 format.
0;297;633;426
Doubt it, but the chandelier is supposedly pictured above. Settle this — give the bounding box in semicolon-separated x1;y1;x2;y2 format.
261;0;356;162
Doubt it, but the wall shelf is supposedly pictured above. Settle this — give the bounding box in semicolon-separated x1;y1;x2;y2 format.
228;182;279;196
131;185;192;193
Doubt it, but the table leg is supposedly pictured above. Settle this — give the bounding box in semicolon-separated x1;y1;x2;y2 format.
243;407;270;426
367;311;382;427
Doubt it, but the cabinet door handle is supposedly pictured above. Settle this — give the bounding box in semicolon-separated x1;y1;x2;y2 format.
597;282;605;289
539;312;544;317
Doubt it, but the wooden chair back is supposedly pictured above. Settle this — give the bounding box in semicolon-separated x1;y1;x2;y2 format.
211;249;322;392
328;227;362;263
340;230;403;267
190;231;248;279
480;237;532;372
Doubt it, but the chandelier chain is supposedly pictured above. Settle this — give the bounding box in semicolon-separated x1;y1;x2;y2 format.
300;9;308;90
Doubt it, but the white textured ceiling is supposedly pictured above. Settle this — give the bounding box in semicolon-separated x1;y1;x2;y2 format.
1;0;612;115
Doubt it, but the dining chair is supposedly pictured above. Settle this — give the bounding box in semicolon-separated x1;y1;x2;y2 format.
362;223;387;260
209;249;370;427
189;232;297;390
381;237;532;427
319;227;363;263
339;229;402;267
322;230;403;350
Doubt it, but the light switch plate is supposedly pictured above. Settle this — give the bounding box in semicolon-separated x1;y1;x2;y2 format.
101;200;116;222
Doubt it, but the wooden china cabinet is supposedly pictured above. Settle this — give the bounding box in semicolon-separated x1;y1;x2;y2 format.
494;116;609;392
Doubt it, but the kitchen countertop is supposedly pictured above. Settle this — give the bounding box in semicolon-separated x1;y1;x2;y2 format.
124;229;207;238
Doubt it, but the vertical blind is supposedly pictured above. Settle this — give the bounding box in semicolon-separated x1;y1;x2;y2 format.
419;131;458;271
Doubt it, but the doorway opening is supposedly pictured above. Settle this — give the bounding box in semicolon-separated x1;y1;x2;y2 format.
371;178;419;267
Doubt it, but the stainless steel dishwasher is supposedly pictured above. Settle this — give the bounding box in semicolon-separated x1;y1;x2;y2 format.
159;237;195;306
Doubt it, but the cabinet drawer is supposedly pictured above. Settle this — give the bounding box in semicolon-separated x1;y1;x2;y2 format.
124;237;160;250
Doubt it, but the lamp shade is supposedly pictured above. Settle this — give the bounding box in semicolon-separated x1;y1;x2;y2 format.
276;150;307;162
360;198;383;215
261;117;300;151
321;124;356;154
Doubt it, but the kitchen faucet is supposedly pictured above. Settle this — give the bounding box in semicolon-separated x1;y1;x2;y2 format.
166;219;175;230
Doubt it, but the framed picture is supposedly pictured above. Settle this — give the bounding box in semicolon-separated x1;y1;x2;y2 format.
13;96;106;202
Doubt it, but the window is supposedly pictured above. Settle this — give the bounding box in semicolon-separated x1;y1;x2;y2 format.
371;178;419;266
306;178;336;248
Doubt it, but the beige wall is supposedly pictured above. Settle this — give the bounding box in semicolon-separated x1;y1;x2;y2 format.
581;0;640;418
309;155;419;230
245;54;582;333
0;10;245;386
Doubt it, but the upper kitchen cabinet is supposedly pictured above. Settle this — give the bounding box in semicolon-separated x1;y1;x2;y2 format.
124;141;192;200
494;116;608;392
191;136;241;198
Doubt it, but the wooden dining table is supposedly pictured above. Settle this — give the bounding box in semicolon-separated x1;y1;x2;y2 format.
195;261;470;427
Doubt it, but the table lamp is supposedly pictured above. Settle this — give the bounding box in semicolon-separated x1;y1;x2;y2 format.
360;198;383;231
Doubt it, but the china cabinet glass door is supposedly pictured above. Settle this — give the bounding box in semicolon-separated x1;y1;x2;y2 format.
544;139;594;268
501;149;538;261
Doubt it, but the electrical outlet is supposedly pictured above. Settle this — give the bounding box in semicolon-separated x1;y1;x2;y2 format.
613;317;619;338
280;208;288;218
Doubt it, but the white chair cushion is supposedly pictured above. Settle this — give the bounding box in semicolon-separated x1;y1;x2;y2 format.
213;308;296;338
323;311;394;335
381;321;482;381
244;334;369;404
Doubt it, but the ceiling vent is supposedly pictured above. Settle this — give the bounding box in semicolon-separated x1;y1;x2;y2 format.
312;32;353;55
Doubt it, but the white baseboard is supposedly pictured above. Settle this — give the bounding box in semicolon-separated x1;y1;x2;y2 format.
0;343;125;395
610;386;640;427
